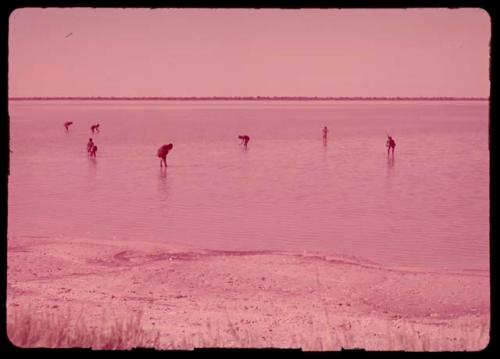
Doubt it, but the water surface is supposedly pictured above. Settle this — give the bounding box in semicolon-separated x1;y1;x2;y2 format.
8;100;489;271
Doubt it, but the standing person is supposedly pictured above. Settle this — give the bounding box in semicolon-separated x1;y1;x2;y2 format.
238;135;250;147
157;143;173;167
87;138;94;153
386;135;396;156
64;121;73;131
90;124;100;133
90;144;98;157
322;126;329;143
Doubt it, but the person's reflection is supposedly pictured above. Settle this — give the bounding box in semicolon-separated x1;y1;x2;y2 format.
387;155;395;175
322;139;329;161
159;166;168;179
88;156;97;175
158;167;169;199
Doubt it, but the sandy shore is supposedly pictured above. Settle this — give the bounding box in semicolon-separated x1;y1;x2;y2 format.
7;236;490;351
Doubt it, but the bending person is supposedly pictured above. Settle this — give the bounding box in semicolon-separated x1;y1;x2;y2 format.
238;135;250;147
157;143;174;167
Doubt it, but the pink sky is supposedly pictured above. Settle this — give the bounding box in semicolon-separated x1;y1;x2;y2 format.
8;8;490;97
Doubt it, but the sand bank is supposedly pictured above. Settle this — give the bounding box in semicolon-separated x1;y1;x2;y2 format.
7;236;490;351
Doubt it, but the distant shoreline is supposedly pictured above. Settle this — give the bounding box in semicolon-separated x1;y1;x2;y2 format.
8;96;489;101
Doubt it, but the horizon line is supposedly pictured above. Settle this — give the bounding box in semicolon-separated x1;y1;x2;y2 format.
8;96;489;101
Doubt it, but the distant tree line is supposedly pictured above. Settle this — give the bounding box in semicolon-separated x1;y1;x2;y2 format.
8;96;488;101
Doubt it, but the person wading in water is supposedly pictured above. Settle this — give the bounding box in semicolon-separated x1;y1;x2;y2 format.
157;143;174;167
87;138;94;153
90;144;98;157
238;135;250;147
322;126;329;144
386;135;396;156
90;124;100;133
64;121;73;131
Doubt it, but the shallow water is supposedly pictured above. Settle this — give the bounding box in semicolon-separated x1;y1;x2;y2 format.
8;100;489;271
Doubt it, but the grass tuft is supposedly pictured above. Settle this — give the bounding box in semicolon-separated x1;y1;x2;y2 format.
7;306;160;349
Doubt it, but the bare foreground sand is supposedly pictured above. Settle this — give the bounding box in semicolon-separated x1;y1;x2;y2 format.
7;236;490;351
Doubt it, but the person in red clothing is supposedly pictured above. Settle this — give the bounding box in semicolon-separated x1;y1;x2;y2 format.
87;138;94;153
386;135;396;156
90;144;98;157
157;143;173;167
238;135;250;147
90;124;100;133
322;126;329;145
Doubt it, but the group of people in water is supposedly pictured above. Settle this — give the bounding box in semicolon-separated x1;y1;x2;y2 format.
158;134;253;167
65;122;396;165
322;125;396;155
64;121;99;133
87;137;98;157
64;122;99;157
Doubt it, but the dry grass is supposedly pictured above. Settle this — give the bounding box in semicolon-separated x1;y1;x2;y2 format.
159;316;489;351
7;306;160;349
312;317;490;352
7;306;489;351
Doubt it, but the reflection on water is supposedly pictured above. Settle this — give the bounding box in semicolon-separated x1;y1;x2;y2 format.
8;100;489;270
88;157;97;173
157;167;170;202
386;156;395;175
159;167;168;179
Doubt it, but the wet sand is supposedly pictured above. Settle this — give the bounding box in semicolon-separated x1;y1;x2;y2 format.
7;237;490;351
